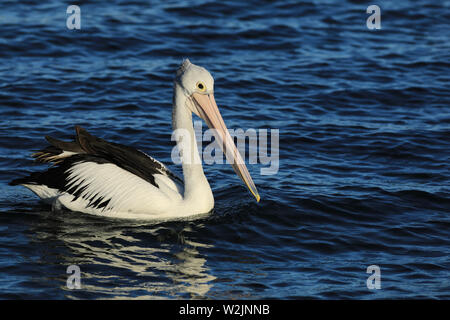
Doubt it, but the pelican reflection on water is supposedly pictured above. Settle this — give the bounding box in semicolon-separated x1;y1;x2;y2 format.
27;211;216;298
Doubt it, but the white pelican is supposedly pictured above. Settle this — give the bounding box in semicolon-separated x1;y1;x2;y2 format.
10;59;260;220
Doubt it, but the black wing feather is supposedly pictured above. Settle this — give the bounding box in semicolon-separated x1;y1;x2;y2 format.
14;125;182;188
10;155;114;210
11;126;182;210
74;126;182;185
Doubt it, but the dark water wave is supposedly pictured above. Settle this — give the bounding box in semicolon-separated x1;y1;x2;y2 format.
0;0;449;299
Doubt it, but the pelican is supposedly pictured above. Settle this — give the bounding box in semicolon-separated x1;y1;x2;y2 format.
10;59;260;220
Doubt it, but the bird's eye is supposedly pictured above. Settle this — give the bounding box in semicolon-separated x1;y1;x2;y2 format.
196;81;206;92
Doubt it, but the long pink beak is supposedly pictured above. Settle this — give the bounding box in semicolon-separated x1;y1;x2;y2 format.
191;92;260;202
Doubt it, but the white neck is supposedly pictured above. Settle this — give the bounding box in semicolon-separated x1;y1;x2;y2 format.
172;83;214;212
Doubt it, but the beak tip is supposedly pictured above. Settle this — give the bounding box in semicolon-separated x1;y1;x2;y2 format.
255;194;261;203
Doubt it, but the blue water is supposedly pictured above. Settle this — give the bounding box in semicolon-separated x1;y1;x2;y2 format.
0;0;449;299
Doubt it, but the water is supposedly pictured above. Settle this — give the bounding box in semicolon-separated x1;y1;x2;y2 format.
0;0;449;299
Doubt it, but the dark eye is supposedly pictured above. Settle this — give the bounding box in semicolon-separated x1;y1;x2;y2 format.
196;81;206;92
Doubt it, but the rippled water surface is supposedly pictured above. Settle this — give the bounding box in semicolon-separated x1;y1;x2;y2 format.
0;0;449;299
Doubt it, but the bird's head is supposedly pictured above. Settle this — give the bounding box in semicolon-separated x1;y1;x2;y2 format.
174;59;260;202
